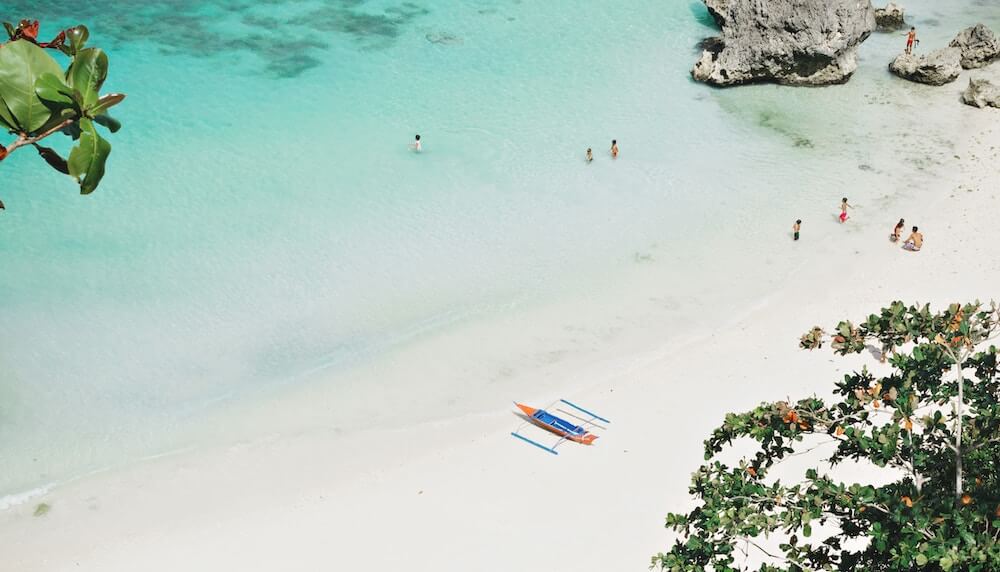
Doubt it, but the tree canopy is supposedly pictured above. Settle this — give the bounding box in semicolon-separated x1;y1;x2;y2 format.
0;19;125;206
654;301;1000;571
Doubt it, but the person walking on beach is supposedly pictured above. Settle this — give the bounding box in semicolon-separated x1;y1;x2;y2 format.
793;219;801;241
905;27;919;54
586;148;593;163
903;226;923;251
891;218;905;242
839;197;852;223
610;139;619;159
411;134;422;153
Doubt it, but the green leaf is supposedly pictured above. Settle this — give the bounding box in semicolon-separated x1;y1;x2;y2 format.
68;118;111;194
0;97;18;131
66;25;89;55
2;22;15;41
66;48;108;108
0;40;63;133
93;113;121;133
35;72;76;110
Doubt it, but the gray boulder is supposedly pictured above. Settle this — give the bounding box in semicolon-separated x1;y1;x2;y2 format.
962;78;1000;108
874;3;905;31
948;24;1000;69
692;0;877;87
889;48;962;85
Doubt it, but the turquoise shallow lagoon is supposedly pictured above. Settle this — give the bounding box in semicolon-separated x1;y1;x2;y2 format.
2;1;999;499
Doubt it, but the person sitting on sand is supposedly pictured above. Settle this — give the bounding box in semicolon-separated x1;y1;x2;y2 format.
793;219;801;241
903;226;923;251
906;27;918;54
839;197;852;223
586;148;593;163
411;134;422;153
891;218;905;242
610;139;619;159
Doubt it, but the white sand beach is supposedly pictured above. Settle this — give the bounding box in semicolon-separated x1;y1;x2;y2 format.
4;56;1000;571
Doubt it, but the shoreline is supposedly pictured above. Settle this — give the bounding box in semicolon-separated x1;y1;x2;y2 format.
5;3;1000;566
5;74;1000;569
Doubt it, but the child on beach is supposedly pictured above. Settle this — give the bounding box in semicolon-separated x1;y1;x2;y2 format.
903;226;923;251
610;140;619;159
891;218;905;242
793;220;801;241
411;134;422;152
839;198;852;223
906;27;918;54
586;148;593;163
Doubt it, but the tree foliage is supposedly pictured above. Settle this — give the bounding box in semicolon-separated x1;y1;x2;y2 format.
654;301;1000;571
0;19;125;205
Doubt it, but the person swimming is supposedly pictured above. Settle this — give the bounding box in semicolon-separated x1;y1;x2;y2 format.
610;139;619;159
586;148;593;163
411;134;422;153
891;218;905;242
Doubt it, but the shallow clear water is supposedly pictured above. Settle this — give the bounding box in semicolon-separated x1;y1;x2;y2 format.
1;0;998;497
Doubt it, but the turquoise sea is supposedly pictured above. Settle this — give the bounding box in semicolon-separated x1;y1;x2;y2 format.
2;0;998;499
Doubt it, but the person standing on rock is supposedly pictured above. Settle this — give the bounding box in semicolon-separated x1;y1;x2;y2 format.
610;140;619;159
839;198;853;223
793;220;801;241
905;27;919;54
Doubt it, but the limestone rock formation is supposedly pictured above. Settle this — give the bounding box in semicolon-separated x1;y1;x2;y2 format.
962;78;1000;108
874;3;905;31
949;24;1000;69
704;0;729;27
889;48;962;85
691;0;877;87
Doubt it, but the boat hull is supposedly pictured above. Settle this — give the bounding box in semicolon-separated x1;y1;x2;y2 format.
515;403;597;445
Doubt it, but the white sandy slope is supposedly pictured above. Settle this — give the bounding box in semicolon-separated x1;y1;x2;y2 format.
4;74;1000;570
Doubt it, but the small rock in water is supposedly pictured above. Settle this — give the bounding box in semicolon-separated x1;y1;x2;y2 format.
949;24;1000;69
426;32;463;46
889;48;962;85
874;3;905;31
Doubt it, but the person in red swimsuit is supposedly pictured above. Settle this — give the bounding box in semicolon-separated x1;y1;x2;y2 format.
839;197;852;223
906;27;918;54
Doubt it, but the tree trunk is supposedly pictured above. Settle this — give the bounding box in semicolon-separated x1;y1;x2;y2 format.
955;359;965;503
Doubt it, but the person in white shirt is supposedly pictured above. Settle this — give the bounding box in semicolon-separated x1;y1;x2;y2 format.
411;134;422;152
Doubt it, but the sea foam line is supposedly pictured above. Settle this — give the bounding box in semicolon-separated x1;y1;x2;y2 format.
0;483;54;511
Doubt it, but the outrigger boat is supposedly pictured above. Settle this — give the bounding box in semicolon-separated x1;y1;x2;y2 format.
511;399;610;455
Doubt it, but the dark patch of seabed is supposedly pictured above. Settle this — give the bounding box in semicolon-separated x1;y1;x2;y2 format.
6;0;432;78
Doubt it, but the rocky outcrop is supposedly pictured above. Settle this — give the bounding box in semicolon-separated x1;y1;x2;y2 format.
889;48;962;85
948;24;1000;69
962;78;1000;108
704;0;728;27
691;0;877;87
874;3;905;31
